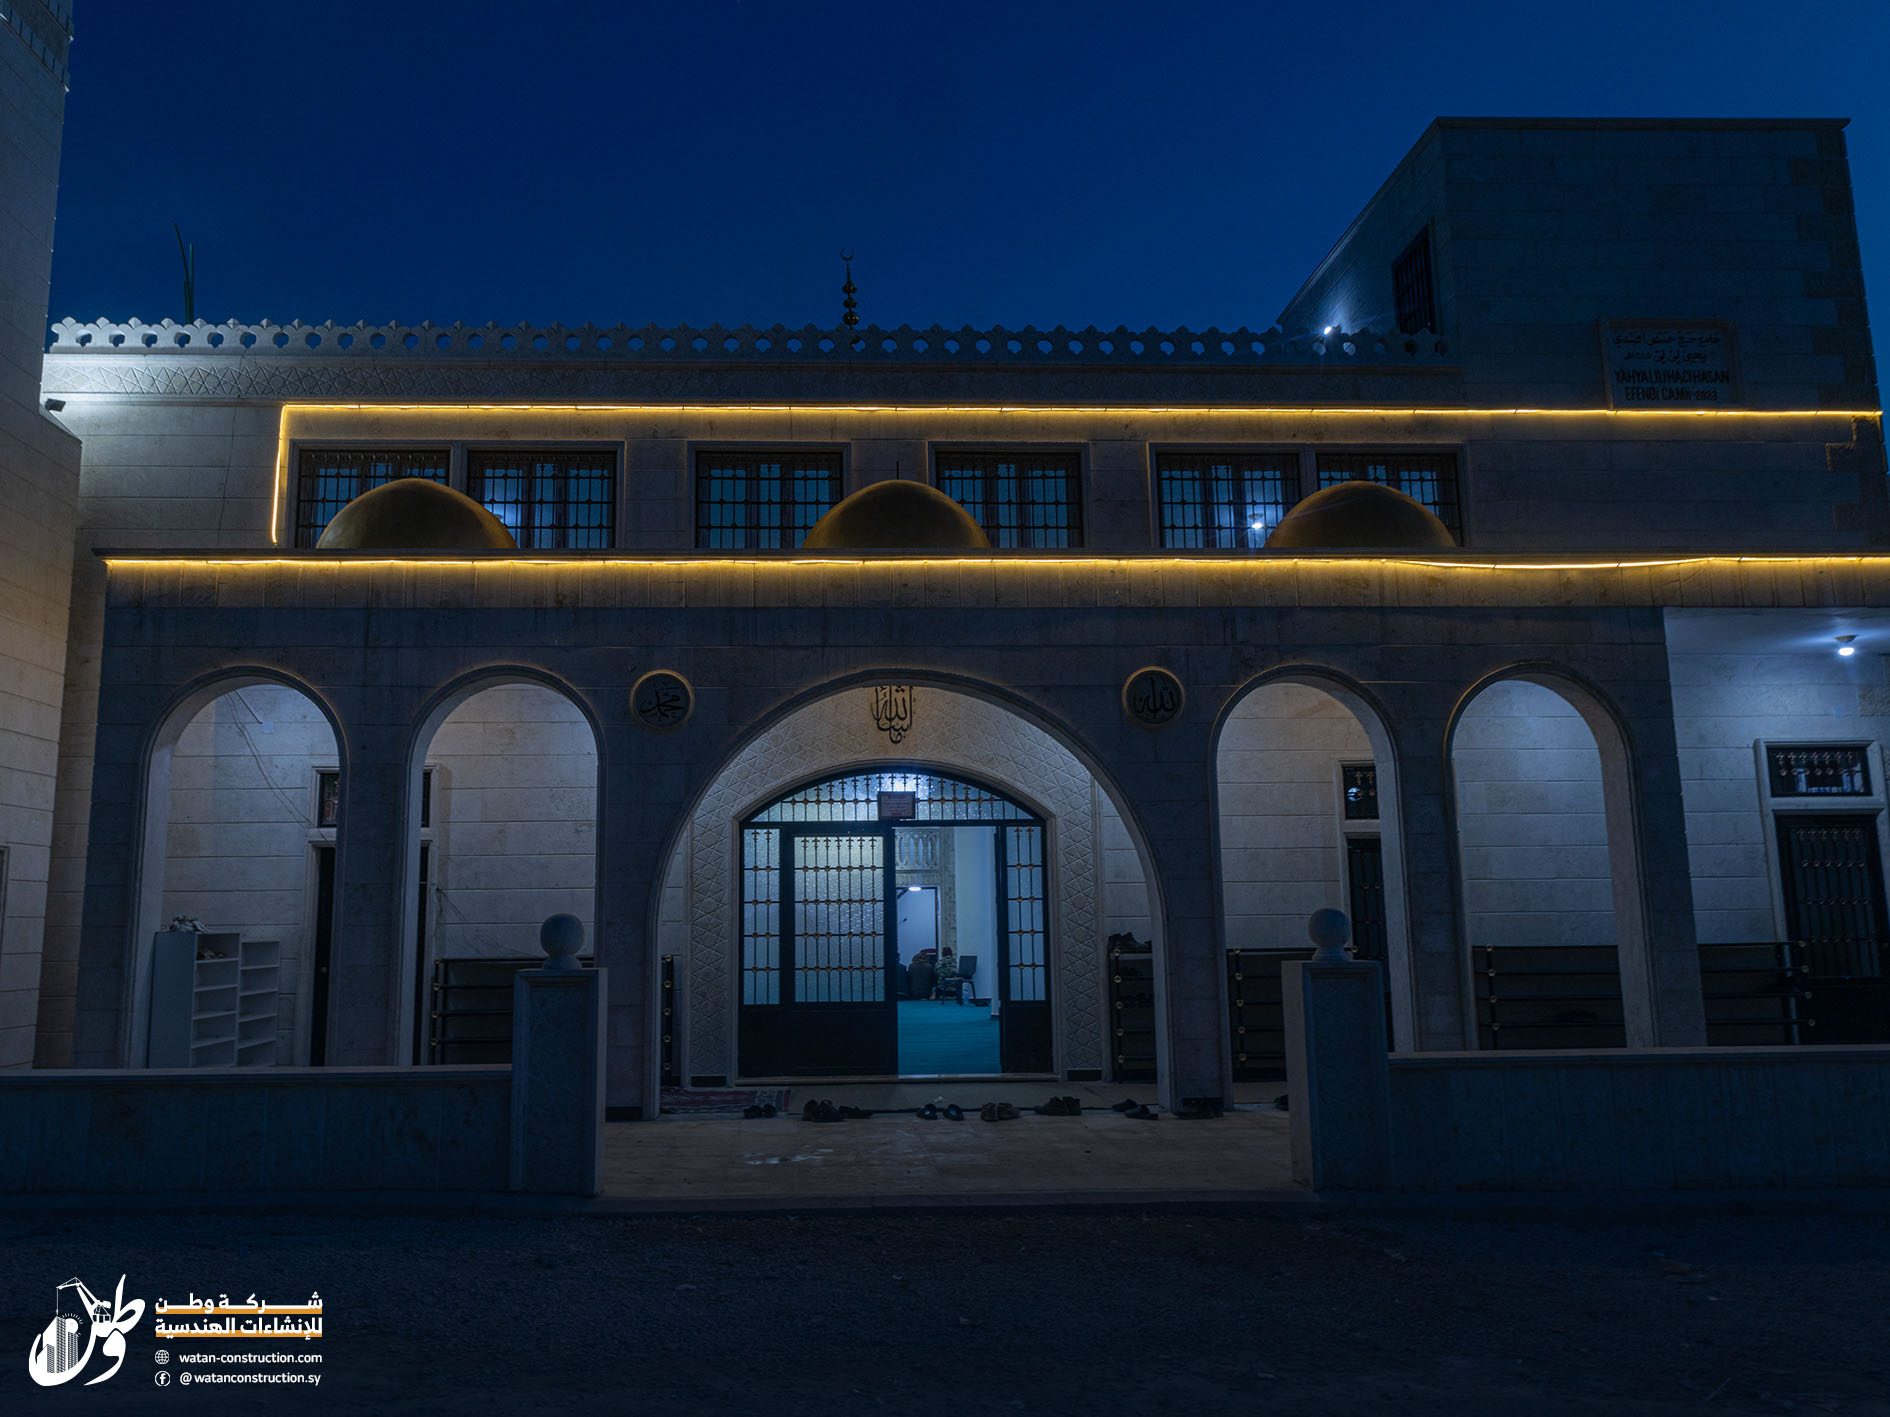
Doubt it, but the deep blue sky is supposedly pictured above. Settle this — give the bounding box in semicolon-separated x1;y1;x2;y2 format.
46;0;1890;378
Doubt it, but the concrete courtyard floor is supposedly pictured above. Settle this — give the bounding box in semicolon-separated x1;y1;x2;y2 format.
614;1081;1295;1208
5;1208;1887;1414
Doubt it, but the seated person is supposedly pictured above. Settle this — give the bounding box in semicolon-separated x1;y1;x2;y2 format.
906;948;937;1000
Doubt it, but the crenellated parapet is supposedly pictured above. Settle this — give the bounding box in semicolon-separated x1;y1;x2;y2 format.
48;317;1447;364
42;318;1459;404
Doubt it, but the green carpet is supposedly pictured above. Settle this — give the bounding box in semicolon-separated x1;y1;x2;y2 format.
897;999;1000;1075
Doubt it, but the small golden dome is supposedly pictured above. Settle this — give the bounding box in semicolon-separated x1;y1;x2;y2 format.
801;480;991;551
1266;481;1456;551
315;478;518;551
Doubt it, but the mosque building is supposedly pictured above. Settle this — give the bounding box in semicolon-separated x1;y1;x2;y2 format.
2;34;1885;1123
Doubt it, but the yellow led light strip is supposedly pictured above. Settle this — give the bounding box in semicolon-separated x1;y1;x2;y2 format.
101;553;1890;574
276;401;1881;418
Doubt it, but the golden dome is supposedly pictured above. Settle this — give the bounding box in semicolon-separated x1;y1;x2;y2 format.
315;478;518;551
801;480;992;551
1266;481;1456;551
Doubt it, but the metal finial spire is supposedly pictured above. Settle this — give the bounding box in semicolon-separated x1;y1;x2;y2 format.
840;249;859;330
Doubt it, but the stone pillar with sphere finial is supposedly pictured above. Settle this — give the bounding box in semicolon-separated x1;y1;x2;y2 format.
1281;908;1394;1190
509;914;606;1195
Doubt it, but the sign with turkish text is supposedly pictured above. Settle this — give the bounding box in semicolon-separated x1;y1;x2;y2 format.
1601;320;1738;407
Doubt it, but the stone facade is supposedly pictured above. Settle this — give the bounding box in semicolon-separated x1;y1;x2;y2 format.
12;114;1889;1118
0;0;78;1068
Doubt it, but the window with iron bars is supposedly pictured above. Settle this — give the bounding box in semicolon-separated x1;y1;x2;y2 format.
934;450;1083;548
1392;228;1438;336
293;448;450;547
467;449;616;549
1155;450;1300;549
695;450;840;549
1316;451;1461;539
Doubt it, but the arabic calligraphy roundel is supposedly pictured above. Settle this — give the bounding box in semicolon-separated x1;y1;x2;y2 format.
1122;666;1185;729
630;670;694;732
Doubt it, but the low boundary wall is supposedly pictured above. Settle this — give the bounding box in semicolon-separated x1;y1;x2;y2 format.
0;1067;511;1194
1;944;606;1198
1285;958;1890;1193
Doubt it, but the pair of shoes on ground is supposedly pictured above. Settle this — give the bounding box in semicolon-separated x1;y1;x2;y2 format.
1034;1095;1083;1116
742;1102;778;1118
979;1101;1021;1122
1110;1097;1159;1120
916;1102;965;1121
801;1099;873;1122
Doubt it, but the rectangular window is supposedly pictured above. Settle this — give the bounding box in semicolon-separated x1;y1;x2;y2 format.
935;450;1082;549
1156;450;1299;549
1392;228;1438;336
1342;763;1379;821
294;448;449;547
316;771;340;828
468;449;616;549
696;450;840;549
1316;451;1461;539
1768;744;1872;798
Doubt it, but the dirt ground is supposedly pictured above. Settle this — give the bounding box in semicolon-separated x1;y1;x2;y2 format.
3;1207;1887;1415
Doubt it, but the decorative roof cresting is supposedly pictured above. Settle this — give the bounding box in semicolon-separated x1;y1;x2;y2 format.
48;318;1449;366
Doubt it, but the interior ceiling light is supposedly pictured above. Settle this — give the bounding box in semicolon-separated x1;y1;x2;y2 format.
1837;635;1858;657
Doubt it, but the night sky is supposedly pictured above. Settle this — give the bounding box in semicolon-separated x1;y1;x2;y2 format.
44;0;1890;380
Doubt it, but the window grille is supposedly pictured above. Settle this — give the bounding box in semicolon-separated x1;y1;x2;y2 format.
791;833;885;1003
468;449;616;549
1316;451;1461;539
1342;763;1379;820
1156;451;1299;549
935;451;1082;548
751;771;1033;824
696;450;839;549
1005;825;1047;1002
742;828;782;1005
1392;228;1438;336
294;449;449;547
1768;744;1872;798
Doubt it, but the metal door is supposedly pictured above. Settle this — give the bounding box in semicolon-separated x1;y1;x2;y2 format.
739;826;896;1075
998;823;1053;1072
1776;813;1890;1042
1345;836;1389;962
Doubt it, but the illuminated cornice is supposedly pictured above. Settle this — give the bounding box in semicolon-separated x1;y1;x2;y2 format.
274;401;1879;419
99;552;1890;572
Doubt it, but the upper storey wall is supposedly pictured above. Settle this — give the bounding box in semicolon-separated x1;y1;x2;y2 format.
1278;119;1881;411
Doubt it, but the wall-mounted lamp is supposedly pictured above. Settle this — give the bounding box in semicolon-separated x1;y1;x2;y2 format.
1837;634;1858;658
43;398;64;413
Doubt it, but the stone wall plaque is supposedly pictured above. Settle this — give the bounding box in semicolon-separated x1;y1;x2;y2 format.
630;670;693;731
1122;667;1185;728
1600;320;1738;407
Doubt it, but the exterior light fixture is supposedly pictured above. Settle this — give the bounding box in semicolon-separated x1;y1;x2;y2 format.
1837;635;1857;657
1321;325;1334;336
1250;519;1266;533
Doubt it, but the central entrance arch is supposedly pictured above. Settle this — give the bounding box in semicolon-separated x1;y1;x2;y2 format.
737;768;1049;1078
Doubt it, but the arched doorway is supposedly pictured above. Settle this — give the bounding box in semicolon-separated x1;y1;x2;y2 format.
403;677;601;1065
659;681;1160;1088
737;767;1048;1078
1215;675;1413;1064
132;677;341;1067
1450;674;1644;1047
